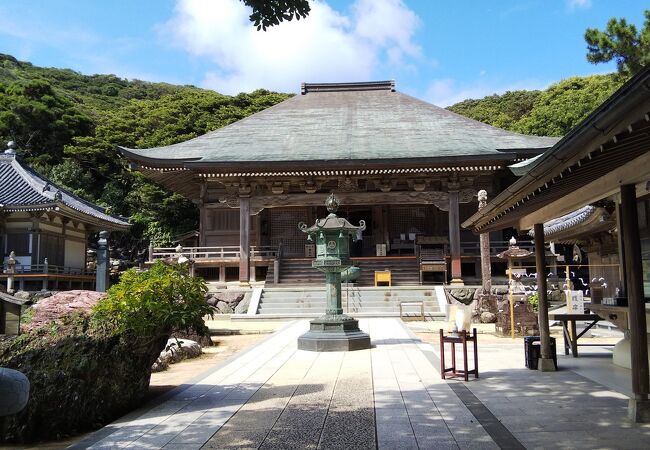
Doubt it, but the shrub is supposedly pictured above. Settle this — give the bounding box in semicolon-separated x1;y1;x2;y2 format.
92;261;211;338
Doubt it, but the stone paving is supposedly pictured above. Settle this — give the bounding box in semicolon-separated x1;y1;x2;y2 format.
73;319;650;450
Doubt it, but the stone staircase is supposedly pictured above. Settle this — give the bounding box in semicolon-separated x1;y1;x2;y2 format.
265;257;422;286
252;286;446;319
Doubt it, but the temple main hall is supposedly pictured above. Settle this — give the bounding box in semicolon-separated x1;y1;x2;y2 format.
120;81;558;285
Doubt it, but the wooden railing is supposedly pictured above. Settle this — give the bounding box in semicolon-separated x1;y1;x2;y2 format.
1;263;95;276
150;245;279;261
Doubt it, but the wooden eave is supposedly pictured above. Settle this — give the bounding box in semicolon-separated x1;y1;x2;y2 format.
462;65;650;234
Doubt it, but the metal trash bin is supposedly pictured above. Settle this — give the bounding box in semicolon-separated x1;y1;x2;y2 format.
524;336;557;370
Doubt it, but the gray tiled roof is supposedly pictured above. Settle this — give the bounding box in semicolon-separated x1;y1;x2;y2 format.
120;81;559;166
0;152;129;229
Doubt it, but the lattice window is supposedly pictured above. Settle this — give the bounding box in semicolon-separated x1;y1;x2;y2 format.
267;207;310;257
387;206;435;240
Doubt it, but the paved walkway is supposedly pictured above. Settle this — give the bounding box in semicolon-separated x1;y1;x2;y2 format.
73;319;650;449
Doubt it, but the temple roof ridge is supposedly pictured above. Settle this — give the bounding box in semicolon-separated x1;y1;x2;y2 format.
119;80;561;168
0;148;129;229
301;80;395;94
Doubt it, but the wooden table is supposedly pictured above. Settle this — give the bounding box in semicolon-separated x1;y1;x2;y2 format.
549;313;602;357
439;328;479;381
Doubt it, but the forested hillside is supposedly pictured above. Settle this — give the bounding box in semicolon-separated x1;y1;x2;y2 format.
0;53;624;253
0;54;291;253
447;74;623;136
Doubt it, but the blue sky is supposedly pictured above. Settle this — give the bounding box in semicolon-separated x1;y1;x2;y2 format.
0;0;645;105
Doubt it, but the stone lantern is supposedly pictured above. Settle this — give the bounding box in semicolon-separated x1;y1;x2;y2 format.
497;237;533;338
296;193;371;351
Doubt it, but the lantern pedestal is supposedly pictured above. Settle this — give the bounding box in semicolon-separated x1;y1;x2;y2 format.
298;315;371;352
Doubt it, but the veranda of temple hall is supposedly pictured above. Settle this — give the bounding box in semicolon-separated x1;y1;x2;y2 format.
120;81;558;285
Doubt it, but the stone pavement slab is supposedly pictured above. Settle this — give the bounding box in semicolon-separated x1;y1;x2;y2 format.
75;318;650;450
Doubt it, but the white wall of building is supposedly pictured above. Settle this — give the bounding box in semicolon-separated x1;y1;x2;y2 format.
64;240;86;269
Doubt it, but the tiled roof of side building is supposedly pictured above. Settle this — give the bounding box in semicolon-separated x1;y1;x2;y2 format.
120;81;560;166
0;144;130;230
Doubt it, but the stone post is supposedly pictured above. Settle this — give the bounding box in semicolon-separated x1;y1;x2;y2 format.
6;251;16;294
42;257;49;291
148;242;154;262
96;231;109;293
477;190;491;294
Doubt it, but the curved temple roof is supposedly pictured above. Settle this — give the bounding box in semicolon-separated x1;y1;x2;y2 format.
120;81;559;168
0;148;130;230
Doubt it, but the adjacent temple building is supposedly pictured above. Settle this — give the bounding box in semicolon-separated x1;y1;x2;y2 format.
121;81;558;285
1;142;129;293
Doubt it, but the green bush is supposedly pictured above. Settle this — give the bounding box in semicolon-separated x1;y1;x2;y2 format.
92;261;211;338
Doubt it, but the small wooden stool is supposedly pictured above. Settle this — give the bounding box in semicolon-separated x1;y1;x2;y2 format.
440;328;479;381
374;270;391;287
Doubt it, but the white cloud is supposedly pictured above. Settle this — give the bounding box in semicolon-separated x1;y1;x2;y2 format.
162;0;421;94
567;0;592;10
425;78;551;107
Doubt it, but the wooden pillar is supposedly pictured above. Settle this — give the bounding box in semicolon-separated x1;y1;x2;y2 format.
620;184;650;422
615;200;627;295
239;197;251;283
534;223;556;371
448;189;462;283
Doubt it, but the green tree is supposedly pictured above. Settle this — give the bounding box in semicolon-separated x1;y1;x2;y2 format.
585;10;650;78
92;261;211;338
243;0;311;30
448;90;541;131
514;75;621;136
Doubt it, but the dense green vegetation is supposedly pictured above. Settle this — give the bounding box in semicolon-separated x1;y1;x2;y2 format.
585;9;650;79
447;74;623;136
0;48;633;255
93;261;211;338
0;53;291;251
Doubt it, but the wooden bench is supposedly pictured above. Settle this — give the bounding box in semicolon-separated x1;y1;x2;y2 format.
399;301;424;321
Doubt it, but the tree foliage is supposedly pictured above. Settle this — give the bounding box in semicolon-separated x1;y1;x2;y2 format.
585;10;650;78
513;75;621;136
0;54;291;254
447;74;623;137
448;90;541;131
243;0;311;30
92;261;211;337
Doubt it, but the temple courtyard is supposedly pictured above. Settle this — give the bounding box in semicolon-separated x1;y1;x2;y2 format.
64;318;650;450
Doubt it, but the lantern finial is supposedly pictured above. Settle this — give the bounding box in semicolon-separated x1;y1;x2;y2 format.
325;193;339;213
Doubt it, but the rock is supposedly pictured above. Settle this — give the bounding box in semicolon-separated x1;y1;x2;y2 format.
152;338;202;372
480;312;497;323
22;290;106;332
493;287;509;295
13;291;31;301
215;301;233;314
234;295;251;314
208;292;244;305
206;296;219;307
0;368;29;416
446;288;475;305
31;291;53;302
0;321;168;443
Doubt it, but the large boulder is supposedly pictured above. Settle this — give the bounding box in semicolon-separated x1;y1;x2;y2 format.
22;290;106;332
0;290;167;443
206;292;244;312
